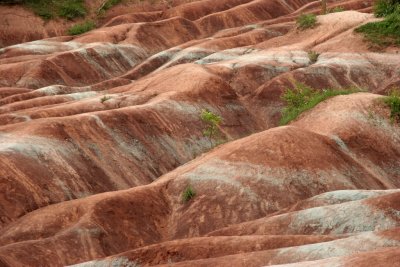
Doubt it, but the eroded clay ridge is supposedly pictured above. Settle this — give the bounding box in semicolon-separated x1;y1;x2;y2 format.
1;93;400;266
0;0;399;266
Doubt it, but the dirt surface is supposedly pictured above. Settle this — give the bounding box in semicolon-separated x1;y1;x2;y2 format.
0;0;399;266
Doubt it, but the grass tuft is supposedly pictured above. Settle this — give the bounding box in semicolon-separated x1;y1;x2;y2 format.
355;8;400;48
308;50;320;64
297;14;317;30
182;185;196;203
384;89;400;123
68;21;96;35
355;1;400;48
100;95;112;103
280;82;361;125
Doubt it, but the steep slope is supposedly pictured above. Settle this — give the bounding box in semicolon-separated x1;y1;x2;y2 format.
0;93;399;266
0;0;399;266
1;9;399;226
0;0;185;48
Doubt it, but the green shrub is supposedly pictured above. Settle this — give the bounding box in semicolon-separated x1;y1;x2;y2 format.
21;0;87;20
58;1;86;19
68;21;95;35
384;89;400;122
308;51;320;64
200;109;222;147
280;83;360;125
182;185;196;203
355;6;400;48
23;0;53;20
374;0;399;17
297;14;317;30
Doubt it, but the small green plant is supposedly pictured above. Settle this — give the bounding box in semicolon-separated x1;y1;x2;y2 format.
355;6;400;48
297;14;317;30
328;6;345;13
100;95;111;103
200;109;222;147
384;89;400;122
182;185;196;203
280;83;361;125
68;21;96;35
308;50;320;64
374;0;399;17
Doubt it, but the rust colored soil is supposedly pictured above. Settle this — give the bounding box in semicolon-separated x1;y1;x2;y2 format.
0;0;399;266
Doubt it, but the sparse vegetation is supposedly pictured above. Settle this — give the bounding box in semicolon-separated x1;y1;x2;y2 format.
98;0;122;14
297;14;317;30
182;185;196;203
0;0;23;5
384;89;400;123
22;0;87;20
280;83;361;125
68;21;96;35
321;0;327;14
100;95;111;103
355;0;400;48
374;0;399;17
308;50;320;64
58;1;86;20
328;6;345;13
200;109;222;147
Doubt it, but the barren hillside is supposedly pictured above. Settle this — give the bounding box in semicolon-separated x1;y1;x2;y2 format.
0;0;399;266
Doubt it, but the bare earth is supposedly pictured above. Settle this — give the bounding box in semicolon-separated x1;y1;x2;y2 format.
0;0;399;266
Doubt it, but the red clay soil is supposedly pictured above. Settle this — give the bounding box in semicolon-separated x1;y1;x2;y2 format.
0;0;198;48
0;93;399;266
0;0;399;266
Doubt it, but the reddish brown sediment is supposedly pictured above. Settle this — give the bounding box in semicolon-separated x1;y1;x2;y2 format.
0;0;399;266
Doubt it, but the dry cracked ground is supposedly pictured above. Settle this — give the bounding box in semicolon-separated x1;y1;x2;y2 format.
0;0;400;266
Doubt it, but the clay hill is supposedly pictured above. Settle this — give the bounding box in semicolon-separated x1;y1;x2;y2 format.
0;0;399;266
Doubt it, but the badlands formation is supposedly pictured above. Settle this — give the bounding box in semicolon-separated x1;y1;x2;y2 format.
0;0;399;266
